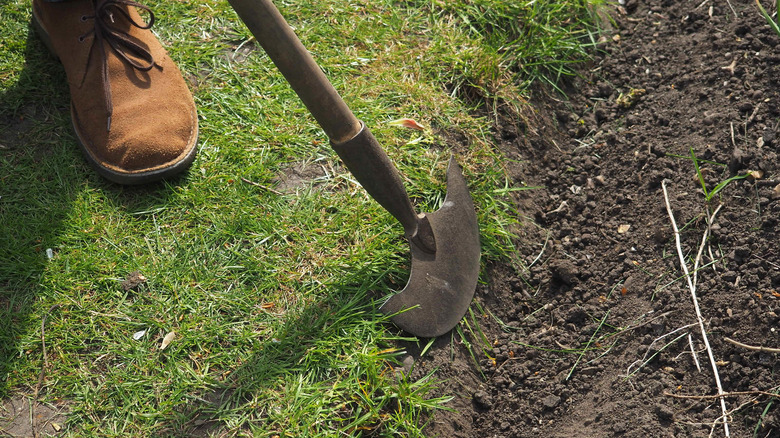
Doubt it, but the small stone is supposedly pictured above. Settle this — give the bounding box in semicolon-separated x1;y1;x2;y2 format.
542;394;561;409
402;355;414;374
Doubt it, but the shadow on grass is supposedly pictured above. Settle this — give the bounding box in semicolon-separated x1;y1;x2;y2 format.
149;278;396;437
0;23;78;402
0;23;195;403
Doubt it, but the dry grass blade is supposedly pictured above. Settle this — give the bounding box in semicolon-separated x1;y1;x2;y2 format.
662;179;729;437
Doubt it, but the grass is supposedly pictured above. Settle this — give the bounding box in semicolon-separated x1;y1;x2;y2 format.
688;147;750;203
1;0;601;435
410;0;606;101
756;0;780;37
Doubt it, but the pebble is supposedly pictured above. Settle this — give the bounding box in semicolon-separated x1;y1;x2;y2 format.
542;394;561;409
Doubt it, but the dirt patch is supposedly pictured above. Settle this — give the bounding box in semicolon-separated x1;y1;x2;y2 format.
0;396;69;437
272;159;334;194
416;1;780;437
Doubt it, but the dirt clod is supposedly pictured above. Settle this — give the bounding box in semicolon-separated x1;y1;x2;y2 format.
121;271;147;292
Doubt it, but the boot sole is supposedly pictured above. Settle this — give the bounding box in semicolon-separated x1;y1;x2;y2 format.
31;7;199;185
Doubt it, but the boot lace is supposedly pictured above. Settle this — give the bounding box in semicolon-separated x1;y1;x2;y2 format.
79;0;157;131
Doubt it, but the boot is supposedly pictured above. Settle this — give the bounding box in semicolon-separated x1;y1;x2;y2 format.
32;0;198;184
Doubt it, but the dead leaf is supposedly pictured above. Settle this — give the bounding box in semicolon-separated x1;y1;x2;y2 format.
160;331;176;350
616;88;646;108
747;169;763;180
132;329;147;340
388;118;426;131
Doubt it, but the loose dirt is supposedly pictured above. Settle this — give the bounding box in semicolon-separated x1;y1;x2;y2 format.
415;1;780;437
0;396;69;437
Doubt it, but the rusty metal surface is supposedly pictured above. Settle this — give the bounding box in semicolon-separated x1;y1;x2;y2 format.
379;158;480;338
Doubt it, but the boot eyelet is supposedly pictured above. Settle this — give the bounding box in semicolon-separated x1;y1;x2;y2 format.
78;36;85;43
80;15;88;22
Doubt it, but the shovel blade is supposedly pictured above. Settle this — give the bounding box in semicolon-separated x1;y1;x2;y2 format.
379;157;480;337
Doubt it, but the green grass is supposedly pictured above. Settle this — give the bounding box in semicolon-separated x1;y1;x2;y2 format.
1;0;600;435
756;0;780;37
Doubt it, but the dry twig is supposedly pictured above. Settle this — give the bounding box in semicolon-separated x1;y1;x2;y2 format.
32;304;61;438
724;337;780;354
688;333;702;373
664;390;780;400
693;204;722;289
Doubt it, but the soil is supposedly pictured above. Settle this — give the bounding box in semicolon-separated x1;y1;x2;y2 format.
3;2;779;437
0;396;69;437
413;1;780;437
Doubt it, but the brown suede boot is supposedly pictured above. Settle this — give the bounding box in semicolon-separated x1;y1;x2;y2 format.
32;0;198;184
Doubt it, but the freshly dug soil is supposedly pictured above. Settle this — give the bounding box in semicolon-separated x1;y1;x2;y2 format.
414;1;780;437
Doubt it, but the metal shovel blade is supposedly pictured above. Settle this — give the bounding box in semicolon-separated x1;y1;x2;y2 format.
379;157;480;338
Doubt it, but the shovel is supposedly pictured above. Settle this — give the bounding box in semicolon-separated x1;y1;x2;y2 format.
227;0;481;337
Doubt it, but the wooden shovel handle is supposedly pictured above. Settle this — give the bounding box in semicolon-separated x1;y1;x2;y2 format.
227;0;434;250
227;0;361;144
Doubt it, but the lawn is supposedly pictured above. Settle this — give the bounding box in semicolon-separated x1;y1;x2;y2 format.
0;0;601;435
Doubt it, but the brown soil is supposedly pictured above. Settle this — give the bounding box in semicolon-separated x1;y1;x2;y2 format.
1;396;68;437
415;1;780;437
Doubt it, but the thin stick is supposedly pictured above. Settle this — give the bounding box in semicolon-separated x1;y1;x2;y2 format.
240;177;283;195
662;180;729;437
625;323;696;377
33;304;61;438
730;122;736;147
754;253;780;270
528;231;551;269
622;310;675;333
726;0;737;18
665;390;780;400
710;396;767;438
708;245;717;273
689;333;702;373
724;337;780;354
692;204;723;289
